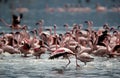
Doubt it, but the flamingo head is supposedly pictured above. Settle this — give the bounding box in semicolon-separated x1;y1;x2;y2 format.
75;45;81;53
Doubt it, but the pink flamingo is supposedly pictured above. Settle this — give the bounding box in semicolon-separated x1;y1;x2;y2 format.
49;47;78;68
96;3;107;12
33;40;47;59
19;43;31;57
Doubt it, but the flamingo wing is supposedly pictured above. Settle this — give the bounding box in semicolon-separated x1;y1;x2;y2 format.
77;53;94;62
49;47;74;59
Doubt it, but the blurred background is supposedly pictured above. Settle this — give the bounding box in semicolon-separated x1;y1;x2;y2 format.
0;0;120;33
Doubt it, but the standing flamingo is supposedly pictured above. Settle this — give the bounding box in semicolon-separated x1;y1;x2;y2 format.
48;25;60;52
49;44;94;69
32;39;47;59
19;43;31;57
49;47;79;68
0;32;20;54
36;19;44;35
75;45;94;65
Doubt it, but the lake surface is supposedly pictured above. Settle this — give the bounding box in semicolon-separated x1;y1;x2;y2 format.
0;0;120;78
0;53;120;78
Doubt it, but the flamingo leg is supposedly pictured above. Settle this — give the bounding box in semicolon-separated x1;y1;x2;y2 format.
65;55;71;68
35;56;37;59
23;53;27;57
75;54;80;69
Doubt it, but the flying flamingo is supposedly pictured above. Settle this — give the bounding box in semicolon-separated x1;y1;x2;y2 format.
0;14;25;30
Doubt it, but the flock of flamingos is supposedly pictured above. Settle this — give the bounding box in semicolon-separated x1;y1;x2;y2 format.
0;12;120;69
45;3;120;13
13;3;120;13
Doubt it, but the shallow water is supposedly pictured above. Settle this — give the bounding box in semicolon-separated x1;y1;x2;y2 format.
0;53;120;78
0;0;120;78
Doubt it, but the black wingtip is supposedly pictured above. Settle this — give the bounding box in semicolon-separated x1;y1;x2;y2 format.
35;22;39;25
117;25;120;29
12;14;17;19
20;13;23;19
84;21;88;23
49;56;54;59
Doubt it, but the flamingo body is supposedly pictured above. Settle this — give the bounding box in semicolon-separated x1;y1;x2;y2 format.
77;53;94;65
49;47;74;59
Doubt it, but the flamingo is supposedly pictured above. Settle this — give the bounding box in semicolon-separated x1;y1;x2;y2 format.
15;7;29;13
29;29;49;59
46;4;54;12
0;13;25;30
93;46;109;57
75;45;94;65
48;25;61;52
109;31;118;48
77;52;94;65
32;38;47;59
0;32;20;54
49;44;94;69
109;45;120;57
0;43;3;54
111;5;120;12
49;47;79;68
113;45;120;53
33;44;47;59
96;3;107;12
66;6;91;13
0;49;3;54
19;43;31;57
36;19;44;34
64;24;69;32
0;38;20;54
2;45;20;54
92;30;112;57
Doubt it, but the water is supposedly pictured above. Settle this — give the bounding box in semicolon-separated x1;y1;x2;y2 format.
0;0;120;78
0;0;120;31
0;54;120;78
